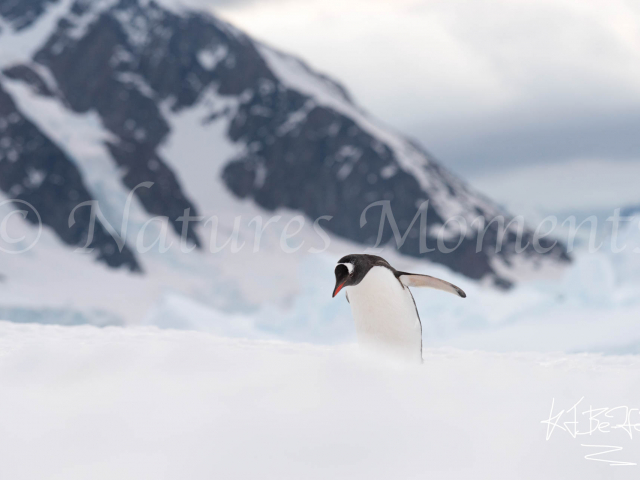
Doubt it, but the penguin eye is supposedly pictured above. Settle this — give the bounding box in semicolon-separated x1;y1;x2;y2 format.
338;262;354;275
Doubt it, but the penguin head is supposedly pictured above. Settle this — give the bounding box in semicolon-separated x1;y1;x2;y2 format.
332;254;388;297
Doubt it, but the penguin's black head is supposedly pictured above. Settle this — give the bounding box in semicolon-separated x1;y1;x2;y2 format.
332;254;393;297
332;262;353;298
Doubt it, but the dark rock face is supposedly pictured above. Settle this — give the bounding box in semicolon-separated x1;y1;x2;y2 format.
34;6;201;247
0;0;570;284
0;83;139;270
2;65;55;97
27;0;286;247
224;98;439;242
223;95;568;282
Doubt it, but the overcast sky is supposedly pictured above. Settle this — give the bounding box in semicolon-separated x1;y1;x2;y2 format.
179;0;640;178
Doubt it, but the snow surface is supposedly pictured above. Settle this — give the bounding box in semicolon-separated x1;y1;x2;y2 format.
0;321;639;480
197;45;228;70
0;0;75;67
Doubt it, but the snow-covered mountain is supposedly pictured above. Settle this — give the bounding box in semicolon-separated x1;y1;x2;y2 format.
0;0;569;329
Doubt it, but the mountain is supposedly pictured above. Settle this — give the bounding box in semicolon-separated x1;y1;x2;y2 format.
0;0;569;329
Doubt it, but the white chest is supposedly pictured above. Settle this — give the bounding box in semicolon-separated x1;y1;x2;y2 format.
345;266;422;361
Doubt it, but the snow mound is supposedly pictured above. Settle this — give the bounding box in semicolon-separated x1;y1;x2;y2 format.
1;321;639;479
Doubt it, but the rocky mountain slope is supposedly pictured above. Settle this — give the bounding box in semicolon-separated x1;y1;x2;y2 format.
0;0;569;296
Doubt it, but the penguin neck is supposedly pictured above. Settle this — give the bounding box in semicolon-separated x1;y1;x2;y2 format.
346;266;423;363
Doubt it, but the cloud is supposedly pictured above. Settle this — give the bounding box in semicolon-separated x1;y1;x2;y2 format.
211;0;640;176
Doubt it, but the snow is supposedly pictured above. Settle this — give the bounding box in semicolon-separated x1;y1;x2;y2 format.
159;86;243;218
112;0;157;49
335;145;363;180
258;45;353;105
276;99;316;135
0;0;74;68
65;0;119;40
197;45;228;71
0;321;639;480
115;72;156;98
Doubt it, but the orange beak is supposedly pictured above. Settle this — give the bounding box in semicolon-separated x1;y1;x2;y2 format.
332;280;347;298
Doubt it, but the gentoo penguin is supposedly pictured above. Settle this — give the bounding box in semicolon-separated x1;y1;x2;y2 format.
332;254;466;362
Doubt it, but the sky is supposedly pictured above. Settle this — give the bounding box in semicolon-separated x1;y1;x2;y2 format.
174;0;640;178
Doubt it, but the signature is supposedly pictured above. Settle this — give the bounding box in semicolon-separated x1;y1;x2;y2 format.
542;398;640;466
